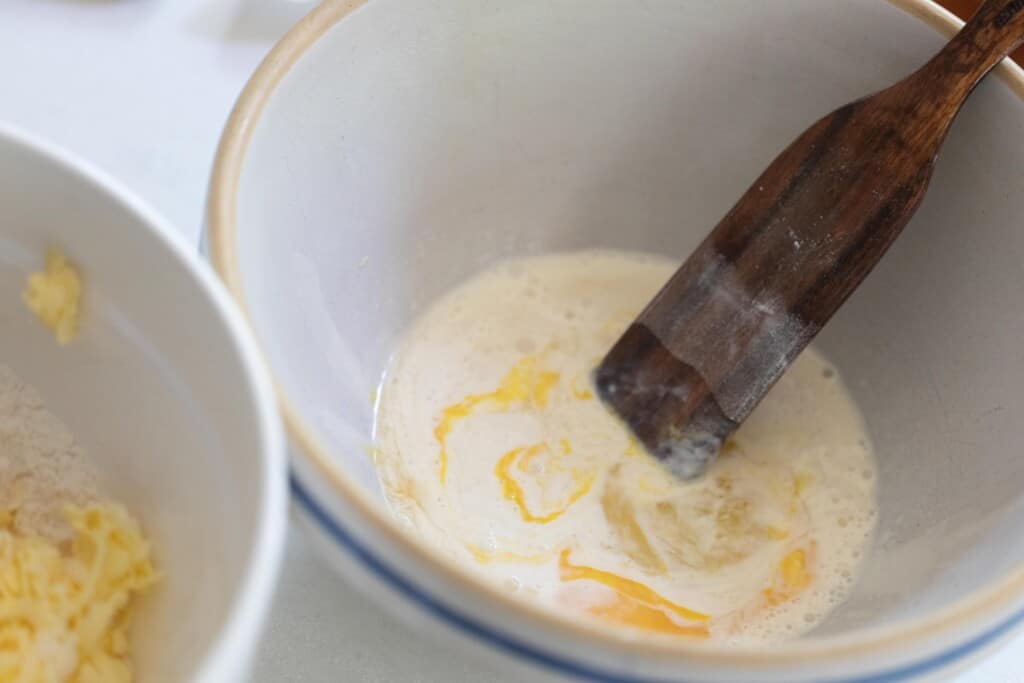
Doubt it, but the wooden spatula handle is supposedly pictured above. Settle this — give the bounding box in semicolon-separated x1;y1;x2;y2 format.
595;0;1024;480
918;0;1024;103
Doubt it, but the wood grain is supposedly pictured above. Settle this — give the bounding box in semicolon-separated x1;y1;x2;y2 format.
596;0;1024;479
941;0;1024;62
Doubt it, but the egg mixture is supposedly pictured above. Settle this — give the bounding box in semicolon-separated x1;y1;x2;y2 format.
372;250;877;644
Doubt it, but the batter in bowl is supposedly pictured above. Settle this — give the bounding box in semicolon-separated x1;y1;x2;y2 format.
372;250;877;644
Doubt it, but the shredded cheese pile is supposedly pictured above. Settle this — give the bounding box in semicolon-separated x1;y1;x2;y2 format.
0;503;157;682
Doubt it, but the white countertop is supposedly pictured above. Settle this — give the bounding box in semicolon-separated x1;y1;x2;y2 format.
2;1;1021;681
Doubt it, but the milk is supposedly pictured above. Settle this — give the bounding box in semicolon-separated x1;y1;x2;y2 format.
373;250;877;644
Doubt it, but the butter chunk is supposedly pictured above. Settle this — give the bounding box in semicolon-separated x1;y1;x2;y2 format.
23;249;82;345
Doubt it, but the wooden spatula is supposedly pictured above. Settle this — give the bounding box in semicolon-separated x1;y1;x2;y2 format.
595;0;1024;480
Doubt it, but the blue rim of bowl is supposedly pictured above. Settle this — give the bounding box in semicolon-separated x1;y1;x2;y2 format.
207;0;1024;677
291;470;1024;683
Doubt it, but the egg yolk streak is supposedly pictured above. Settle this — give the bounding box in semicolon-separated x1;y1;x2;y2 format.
465;545;552;565
432;353;818;638
435;355;558;484
762;546;815;608
559;549;710;638
495;442;595;524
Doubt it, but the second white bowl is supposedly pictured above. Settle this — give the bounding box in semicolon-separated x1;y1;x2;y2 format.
1;123;287;683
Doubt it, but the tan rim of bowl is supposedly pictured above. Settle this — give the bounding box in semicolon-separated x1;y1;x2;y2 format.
208;0;1024;668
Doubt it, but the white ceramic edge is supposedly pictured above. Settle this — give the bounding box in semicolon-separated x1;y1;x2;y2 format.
0;121;289;683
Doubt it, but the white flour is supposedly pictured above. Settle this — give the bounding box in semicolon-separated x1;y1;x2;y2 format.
0;365;97;542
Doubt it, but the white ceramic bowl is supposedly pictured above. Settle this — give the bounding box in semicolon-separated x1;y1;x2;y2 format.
0;123;287;682
208;1;1024;680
